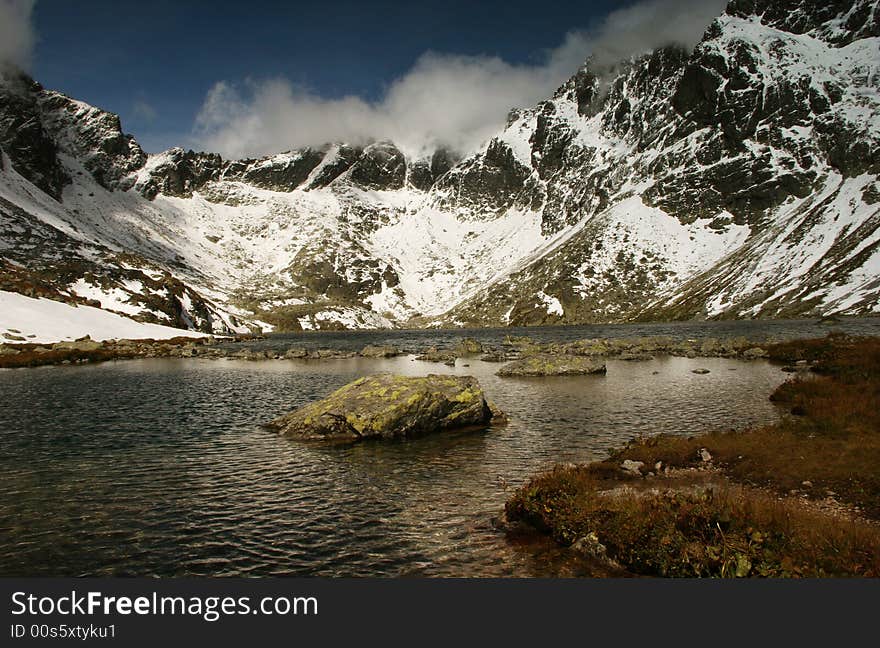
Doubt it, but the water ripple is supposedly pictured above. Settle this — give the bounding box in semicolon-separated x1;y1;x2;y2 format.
0;322;841;576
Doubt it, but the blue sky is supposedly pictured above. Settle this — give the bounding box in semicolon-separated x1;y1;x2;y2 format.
29;0;627;152
23;0;724;156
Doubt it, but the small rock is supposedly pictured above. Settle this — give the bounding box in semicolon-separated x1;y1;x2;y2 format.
654;461;663;472
621;459;645;475
692;368;710;375
571;532;615;564
480;350;514;362
699;448;712;462
802;480;813;488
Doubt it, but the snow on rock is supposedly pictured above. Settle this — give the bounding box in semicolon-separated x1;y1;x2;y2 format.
1;0;878;334
0;291;207;344
537;291;564;316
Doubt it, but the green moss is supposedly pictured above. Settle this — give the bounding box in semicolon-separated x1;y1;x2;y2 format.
453;387;481;403
345;413;367;433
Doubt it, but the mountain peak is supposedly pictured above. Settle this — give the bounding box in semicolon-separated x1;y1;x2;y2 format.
1;0;878;340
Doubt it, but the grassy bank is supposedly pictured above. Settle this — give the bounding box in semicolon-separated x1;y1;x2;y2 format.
505;334;880;577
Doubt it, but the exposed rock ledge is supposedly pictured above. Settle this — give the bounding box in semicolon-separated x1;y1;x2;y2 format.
266;374;506;442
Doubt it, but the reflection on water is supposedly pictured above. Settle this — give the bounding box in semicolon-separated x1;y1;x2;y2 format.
0;347;793;576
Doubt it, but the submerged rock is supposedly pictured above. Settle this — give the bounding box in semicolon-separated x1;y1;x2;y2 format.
267;374;504;441
619;351;653;361
497;354;606;377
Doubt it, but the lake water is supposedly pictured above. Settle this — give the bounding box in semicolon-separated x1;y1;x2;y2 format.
1;319;877;576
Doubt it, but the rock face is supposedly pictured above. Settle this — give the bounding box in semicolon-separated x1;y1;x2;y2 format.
496;355;607;377
0;73;69;200
267;374;502;441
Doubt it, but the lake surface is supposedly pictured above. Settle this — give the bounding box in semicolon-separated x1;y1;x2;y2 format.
1;319;877;577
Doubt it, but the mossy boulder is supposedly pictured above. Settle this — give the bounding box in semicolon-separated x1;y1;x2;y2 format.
497;354;607;377
267;374;503;441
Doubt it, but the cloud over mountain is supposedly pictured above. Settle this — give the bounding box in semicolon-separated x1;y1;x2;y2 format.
193;0;727;158
0;0;36;70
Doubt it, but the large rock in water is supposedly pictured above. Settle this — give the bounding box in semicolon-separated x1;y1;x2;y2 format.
268;374;503;441
497;355;607;377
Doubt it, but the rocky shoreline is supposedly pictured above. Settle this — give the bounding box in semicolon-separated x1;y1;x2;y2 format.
501;335;880;577
0;332;777;370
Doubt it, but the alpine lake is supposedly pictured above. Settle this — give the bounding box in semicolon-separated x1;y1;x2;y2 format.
2;318;879;576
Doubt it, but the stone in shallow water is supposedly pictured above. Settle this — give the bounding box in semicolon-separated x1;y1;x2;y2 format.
359;344;400;358
415;347;457;365
496;354;606;377
267;374;504;442
454;337;484;355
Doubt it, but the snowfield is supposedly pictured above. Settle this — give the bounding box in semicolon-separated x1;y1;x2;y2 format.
0;291;207;344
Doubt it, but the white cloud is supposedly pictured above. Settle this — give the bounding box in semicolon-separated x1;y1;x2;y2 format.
0;0;36;70
132;99;158;123
193;0;728;159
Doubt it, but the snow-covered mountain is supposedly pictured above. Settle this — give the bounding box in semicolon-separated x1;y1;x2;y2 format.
1;0;878;340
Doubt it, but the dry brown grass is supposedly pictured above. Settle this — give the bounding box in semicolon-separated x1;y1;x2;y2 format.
506;466;880;577
505;335;880;577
